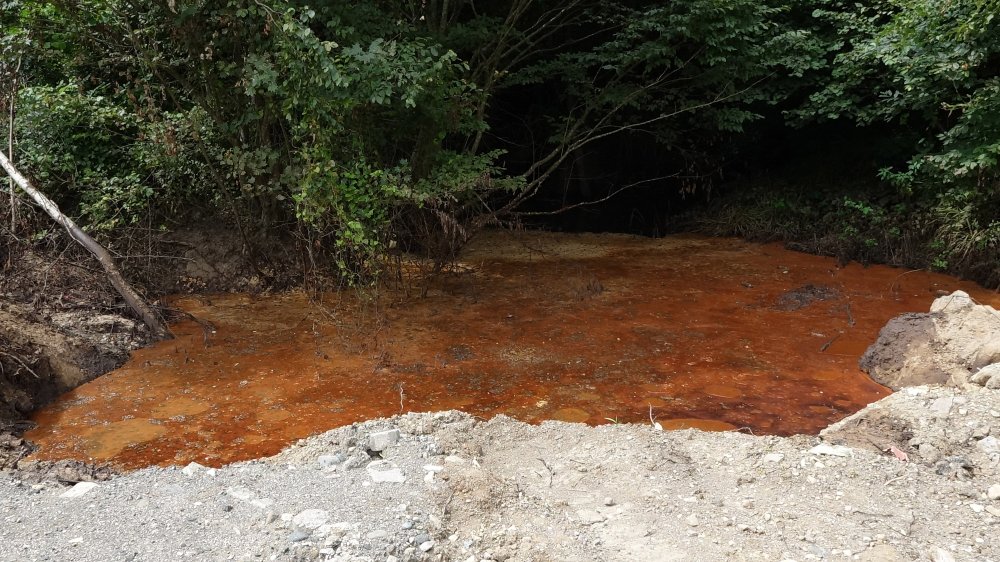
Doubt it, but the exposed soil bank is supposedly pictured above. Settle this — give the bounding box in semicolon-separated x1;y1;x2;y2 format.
0;246;150;474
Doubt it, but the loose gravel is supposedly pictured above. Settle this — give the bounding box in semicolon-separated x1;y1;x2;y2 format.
1;385;999;562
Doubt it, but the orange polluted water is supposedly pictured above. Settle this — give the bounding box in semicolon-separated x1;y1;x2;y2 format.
27;232;1000;469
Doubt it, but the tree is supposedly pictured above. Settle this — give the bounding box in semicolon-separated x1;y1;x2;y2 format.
0;149;171;339
797;0;1000;274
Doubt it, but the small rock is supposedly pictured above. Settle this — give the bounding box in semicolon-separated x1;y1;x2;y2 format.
859;544;906;562
401;520;414;530
412;533;432;546
603;497;615;506
763;453;784;463
930;547;956;562
809;444;852;457
366;530;388;540
987;484;1000;501
419;540;435;552
367;461;405;483
292;509;330;530
928;396;954;416
685;514;699;527
289;530;310;543
971;503;985;513
978;436;1000;455
318;453;347;469
577;510;605;525
368;429;401;452
181;462;206;476
60;482;98;498
986;506;1000;517
971;364;1000;387
422;464;444;473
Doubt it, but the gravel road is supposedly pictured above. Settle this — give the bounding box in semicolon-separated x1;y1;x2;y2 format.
2;385;999;562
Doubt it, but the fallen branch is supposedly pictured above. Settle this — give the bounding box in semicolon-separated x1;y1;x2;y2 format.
0;149;172;340
0;351;39;378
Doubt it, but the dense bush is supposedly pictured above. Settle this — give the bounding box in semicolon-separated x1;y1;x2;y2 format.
2;0;999;287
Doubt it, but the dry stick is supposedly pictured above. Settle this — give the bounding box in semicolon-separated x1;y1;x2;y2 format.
0;149;172;340
0;351;39;378
819;333;841;352
889;268;924;294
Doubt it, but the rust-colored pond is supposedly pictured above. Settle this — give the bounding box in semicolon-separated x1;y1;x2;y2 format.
26;232;1000;469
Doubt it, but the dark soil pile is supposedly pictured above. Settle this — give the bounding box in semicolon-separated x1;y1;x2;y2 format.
0;245;150;472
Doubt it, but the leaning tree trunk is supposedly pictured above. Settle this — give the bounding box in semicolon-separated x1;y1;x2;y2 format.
0;149;172;340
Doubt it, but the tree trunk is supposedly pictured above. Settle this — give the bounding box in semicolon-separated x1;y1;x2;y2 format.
0;149;172;341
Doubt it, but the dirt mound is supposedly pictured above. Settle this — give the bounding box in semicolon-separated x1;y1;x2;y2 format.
0;242;152;478
860;291;1000;389
822;384;999;471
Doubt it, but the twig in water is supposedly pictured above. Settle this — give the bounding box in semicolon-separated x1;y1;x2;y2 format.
889;269;923;294
820;333;841;352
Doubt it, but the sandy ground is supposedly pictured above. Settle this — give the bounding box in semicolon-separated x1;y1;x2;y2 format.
1;383;998;562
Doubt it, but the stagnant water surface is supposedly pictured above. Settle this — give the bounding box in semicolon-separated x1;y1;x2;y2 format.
27;232;1000;468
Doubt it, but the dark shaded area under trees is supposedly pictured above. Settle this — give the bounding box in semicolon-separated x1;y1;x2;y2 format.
2;0;999;298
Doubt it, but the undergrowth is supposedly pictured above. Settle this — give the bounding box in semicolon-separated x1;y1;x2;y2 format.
689;183;1000;289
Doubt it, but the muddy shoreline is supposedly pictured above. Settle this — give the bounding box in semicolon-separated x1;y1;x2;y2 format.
5;231;1000;476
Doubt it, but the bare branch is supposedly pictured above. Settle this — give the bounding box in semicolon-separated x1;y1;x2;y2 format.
514;172;683;216
0;149;172;340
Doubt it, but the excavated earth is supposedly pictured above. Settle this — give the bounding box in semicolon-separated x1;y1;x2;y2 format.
1;388;998;562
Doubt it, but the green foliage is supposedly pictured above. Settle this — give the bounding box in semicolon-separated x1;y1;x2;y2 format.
506;0;809;178
4;0;999;287
4;0;505;282
15;84;148;230
791;0;1000;284
800;2;1000;184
